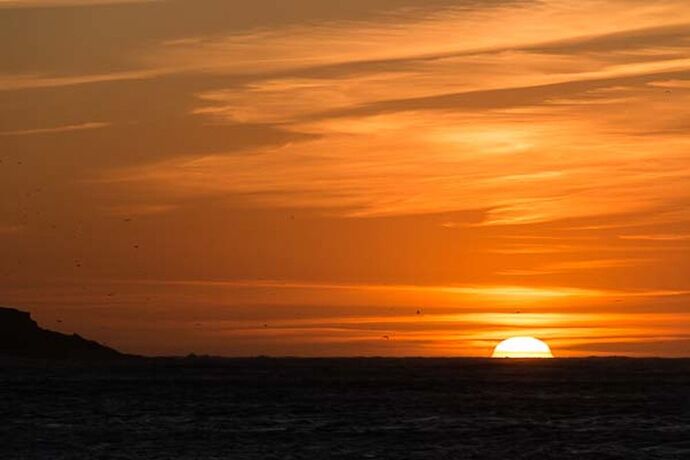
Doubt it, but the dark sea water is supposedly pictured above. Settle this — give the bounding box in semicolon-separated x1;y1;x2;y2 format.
2;358;690;459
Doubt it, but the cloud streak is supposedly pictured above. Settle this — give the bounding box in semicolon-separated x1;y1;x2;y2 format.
98;1;690;227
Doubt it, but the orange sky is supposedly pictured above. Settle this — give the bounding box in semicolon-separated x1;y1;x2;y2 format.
1;0;690;357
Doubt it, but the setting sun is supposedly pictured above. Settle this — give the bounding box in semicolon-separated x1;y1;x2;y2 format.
491;337;554;359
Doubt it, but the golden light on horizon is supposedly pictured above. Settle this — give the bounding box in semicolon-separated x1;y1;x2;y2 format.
491;337;554;359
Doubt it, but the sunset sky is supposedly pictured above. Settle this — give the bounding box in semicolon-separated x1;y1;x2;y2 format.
1;0;690;357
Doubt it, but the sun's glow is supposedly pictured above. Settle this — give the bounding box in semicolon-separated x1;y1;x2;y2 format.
491;336;554;358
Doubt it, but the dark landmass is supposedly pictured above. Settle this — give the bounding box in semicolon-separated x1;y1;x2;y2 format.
0;306;129;360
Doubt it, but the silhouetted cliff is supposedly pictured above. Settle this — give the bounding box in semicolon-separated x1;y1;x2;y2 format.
0;307;127;360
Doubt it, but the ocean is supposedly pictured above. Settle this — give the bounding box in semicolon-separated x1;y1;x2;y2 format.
2;358;689;459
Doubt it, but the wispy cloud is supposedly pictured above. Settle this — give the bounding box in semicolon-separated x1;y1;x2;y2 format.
0;0;157;8
98;0;690;226
619;233;690;241
7;277;690;356
0;70;166;91
0;122;110;136
497;258;653;275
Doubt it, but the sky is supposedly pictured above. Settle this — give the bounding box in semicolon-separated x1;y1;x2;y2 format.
1;0;690;357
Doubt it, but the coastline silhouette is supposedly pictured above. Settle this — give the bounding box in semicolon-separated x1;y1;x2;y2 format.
0;307;128;360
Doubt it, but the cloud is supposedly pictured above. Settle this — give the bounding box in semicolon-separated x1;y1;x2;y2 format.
0;70;166;91
147;1;690;75
111;90;690;223
619;233;690;241
0;122;110;136
0;0;156;7
84;0;690;226
497;258;653;275
7;276;690;355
